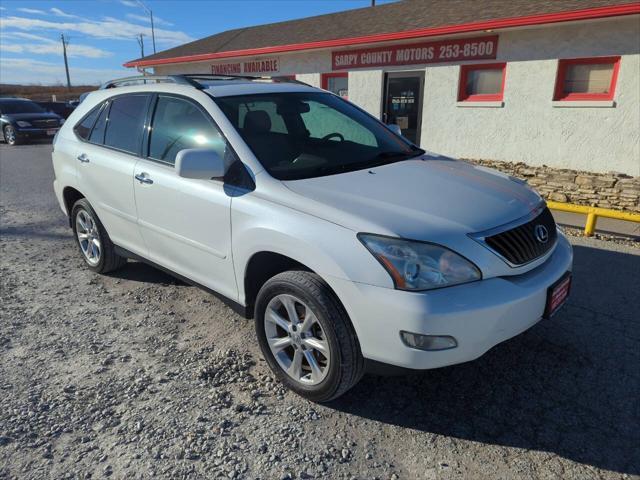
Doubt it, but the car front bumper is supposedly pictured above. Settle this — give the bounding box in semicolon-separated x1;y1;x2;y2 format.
329;232;573;370
15;127;59;139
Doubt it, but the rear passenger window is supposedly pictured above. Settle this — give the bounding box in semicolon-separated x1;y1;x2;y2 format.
74;104;102;140
104;95;149;154
148;95;226;165
89;103;109;144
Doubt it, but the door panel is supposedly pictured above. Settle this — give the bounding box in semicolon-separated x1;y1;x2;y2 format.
76;142;146;255
383;72;424;145
132;159;236;299
132;94;237;300
75;94;150;256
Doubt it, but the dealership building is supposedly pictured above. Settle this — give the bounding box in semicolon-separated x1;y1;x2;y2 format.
125;0;640;178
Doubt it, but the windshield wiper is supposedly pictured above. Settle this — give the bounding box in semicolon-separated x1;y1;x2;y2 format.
371;147;425;163
283;147;426;180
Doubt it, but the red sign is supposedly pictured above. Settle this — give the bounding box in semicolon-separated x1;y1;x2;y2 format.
332;35;498;70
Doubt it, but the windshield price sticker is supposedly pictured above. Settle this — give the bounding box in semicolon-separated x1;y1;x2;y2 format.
332;35;498;70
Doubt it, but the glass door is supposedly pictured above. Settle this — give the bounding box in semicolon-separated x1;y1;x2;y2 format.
382;71;425;145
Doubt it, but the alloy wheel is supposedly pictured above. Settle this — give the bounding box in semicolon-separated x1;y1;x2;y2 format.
75;209;101;266
264;294;331;385
4;127;16;145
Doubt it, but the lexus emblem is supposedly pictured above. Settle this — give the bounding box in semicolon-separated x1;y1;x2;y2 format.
534;224;549;244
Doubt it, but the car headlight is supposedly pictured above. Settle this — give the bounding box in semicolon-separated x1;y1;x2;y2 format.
16;121;31;128
358;234;481;291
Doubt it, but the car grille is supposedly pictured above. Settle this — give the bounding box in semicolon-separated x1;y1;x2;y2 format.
484;207;557;266
31;119;59;128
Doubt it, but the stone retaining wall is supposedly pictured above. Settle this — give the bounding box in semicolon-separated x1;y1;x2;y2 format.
466;159;640;213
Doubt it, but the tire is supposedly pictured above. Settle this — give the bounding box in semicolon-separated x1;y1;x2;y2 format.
71;198;127;274
255;271;365;402
3;125;22;146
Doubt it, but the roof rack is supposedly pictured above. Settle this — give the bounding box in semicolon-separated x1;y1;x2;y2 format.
99;74;310;90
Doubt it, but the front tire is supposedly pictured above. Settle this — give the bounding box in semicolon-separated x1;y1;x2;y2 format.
71;198;126;273
255;271;364;402
3;125;22;146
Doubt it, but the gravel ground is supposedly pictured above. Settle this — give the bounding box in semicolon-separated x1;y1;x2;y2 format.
1;143;638;479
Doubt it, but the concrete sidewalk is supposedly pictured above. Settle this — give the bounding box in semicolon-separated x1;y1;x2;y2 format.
551;210;640;239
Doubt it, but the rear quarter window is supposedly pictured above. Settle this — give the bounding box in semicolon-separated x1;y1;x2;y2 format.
89;103;109;144
74;103;103;140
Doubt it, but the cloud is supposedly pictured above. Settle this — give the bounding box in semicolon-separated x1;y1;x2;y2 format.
0;31;112;58
0;15;193;45
0;57;130;85
50;8;78;19
0;42;112;59
120;0;139;7
17;8;47;15
126;13;173;27
1;32;52;42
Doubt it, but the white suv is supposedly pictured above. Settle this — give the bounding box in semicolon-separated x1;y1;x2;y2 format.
52;75;573;401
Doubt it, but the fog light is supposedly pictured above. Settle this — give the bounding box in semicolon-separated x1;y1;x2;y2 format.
400;331;457;351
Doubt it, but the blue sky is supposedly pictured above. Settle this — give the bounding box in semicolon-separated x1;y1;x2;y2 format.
0;0;397;85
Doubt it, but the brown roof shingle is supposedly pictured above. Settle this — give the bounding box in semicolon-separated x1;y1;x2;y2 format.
126;0;632;65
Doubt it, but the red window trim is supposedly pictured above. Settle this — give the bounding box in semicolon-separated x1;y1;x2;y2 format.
321;72;348;90
321;72;349;98
458;62;506;102
553;56;621;101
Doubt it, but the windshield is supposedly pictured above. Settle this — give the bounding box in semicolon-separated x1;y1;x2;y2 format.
214;92;424;180
0;99;47;114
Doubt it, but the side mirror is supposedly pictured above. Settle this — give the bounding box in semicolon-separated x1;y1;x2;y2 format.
387;124;402;136
176;148;229;180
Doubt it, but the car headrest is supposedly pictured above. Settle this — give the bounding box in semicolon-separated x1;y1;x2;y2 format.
244;110;271;134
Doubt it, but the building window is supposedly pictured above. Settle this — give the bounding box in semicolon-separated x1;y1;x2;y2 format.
458;63;506;102
553;57;620;101
322;72;348;99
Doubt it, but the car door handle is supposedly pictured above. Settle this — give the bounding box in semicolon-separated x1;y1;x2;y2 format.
135;173;153;185
77;153;90;163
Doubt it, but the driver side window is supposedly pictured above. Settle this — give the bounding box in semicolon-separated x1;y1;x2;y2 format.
301;101;377;147
148;95;227;166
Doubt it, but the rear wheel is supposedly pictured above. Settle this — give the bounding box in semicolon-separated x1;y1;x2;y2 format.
255;271;364;402
71;198;126;273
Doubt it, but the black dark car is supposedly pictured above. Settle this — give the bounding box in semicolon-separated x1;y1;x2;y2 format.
37;101;76;119
0;98;64;146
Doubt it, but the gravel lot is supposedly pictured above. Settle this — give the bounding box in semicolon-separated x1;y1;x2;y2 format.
1;143;638;479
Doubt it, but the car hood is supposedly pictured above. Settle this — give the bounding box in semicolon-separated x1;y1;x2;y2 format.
282;155;542;241
3;112;61;121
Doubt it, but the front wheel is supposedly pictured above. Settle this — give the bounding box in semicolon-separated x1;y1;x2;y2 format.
3;125;22;146
255;271;364;402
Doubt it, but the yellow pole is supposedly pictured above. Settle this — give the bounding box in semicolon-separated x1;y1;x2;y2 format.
585;212;598;236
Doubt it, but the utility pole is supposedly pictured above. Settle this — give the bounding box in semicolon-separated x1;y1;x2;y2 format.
137;34;145;58
371;0;376;5
150;10;156;54
136;0;156;54
60;34;71;90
